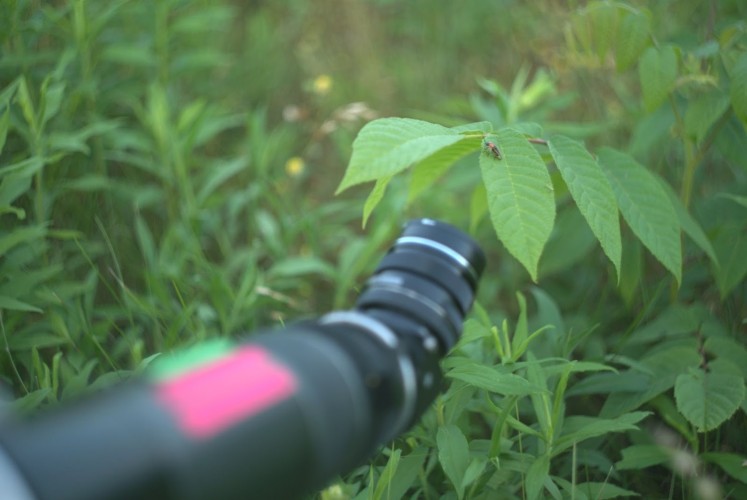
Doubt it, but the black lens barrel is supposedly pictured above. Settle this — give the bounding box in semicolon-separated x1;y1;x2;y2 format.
355;219;485;352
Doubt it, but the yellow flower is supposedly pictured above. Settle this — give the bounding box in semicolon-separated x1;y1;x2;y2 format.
312;74;333;95
285;157;305;177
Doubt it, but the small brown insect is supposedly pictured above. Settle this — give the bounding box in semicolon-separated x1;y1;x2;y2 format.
483;139;502;160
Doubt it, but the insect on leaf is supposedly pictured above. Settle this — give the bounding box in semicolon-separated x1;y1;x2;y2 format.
480;128;555;281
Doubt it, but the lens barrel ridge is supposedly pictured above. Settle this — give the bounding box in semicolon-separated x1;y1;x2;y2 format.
355;219;485;352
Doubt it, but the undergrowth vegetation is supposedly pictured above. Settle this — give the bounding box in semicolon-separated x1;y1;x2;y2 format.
1;0;745;498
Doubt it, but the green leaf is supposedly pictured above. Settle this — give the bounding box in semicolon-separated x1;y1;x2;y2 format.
362;176;392;227
269;256;336;280
656;177;719;268
588;2;619;62
597;148;681;284
0;295;42;313
554;412;650;456
437;424;470;500
615;10;651;71
385;449;426;500
407;139;477;203
711;220;747;298
525;453;551;500
685;90;730;144
701;452;747;483
639;45;677;112
446;359;546;396
0;225;47;257
616;444;670;470
0;107;9;154
337;118;471;193
548;135;621;279
730;51;747;125
372;448;401;500
601;346;701;417
574;482;640;499
480;128;555;281
674;368;745;432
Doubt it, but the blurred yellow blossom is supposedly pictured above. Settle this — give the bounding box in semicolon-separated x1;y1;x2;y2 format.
312;74;333;95
285;156;305;177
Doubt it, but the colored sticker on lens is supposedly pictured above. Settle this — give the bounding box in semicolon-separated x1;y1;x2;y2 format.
155;346;297;439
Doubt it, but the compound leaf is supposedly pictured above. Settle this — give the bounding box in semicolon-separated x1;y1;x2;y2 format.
548;135;621;279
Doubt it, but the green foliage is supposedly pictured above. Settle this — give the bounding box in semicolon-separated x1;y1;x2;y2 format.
2;0;746;499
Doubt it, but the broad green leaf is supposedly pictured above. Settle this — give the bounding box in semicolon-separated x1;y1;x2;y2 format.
554;411;650;456
480;128;555;281
639;45;677;112
548;135;621;278
730;51;747;124
337;118;469;192
437;424;470;500
656;177;719;268
362;176;392;227
446;360;546;396
615;10;651;71
597;148;681;284
701;452;747;483
601;346;700;417
525;453;550;500
704;336;747;378
451;121;493;133
407;139;477;203
674;368;745;432
616;445;669;470
685;90;730;144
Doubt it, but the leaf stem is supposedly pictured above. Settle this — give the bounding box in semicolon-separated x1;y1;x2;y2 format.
527;137;548;146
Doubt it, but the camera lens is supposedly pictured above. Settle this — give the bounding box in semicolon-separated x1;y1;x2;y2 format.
355;218;485;352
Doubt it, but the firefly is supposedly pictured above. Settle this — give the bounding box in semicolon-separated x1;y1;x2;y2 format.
483;139;502;160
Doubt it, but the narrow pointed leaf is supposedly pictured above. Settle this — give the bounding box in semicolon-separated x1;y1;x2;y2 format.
480;128;555;281
656;176;718;268
639;45;677;111
598;148;681;284
337;118;465;193
548;135;621;279
362;176;392;227
437;424;470;500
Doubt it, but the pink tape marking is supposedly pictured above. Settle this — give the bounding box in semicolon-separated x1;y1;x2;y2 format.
156;346;297;439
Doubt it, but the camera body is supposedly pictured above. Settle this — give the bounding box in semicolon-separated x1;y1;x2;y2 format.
0;219;484;500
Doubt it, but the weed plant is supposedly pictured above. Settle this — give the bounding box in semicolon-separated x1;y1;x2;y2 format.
1;0;745;499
